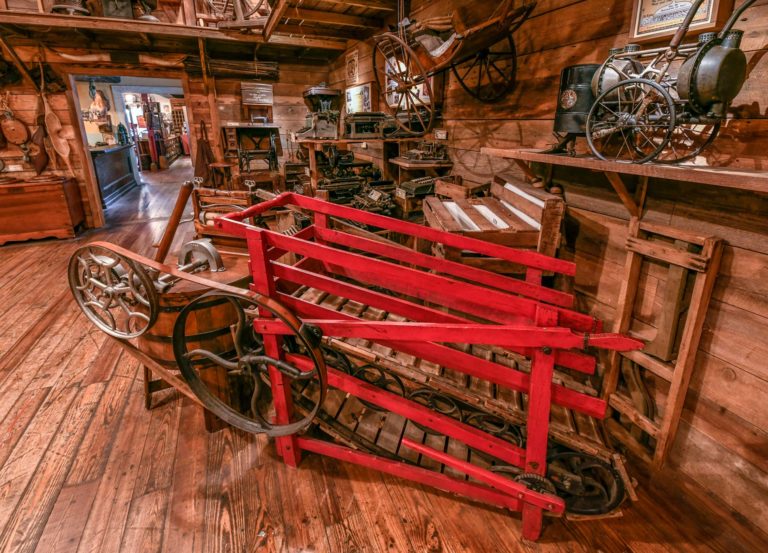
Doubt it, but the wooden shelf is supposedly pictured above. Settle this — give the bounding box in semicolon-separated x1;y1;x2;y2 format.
481;148;768;193
297;138;415;146
481;147;768;217
389;157;453;170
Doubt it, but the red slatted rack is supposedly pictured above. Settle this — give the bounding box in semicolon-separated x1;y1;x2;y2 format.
215;193;642;540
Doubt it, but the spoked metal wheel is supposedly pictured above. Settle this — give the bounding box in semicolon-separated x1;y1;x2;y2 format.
586;78;676;163
68;244;159;339
373;32;435;137
452;35;518;103
173;291;327;437
653;120;721;163
547;452;625;515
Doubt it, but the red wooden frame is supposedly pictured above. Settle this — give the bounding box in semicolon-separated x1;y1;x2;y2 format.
214;193;642;540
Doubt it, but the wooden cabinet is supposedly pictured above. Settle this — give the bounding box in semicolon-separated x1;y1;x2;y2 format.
0;177;84;246
91;144;138;206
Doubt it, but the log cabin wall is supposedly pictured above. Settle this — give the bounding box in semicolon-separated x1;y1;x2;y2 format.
0;58;329;228
0;80;97;225
329;0;768;534
184;61;330;165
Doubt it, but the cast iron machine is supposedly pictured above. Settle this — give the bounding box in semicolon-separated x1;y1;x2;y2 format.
295;85;342;140
586;0;757;163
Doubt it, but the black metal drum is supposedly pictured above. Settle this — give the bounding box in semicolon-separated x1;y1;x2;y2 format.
554;64;601;135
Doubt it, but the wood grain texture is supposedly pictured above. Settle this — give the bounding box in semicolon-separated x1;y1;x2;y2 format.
0;92;767;552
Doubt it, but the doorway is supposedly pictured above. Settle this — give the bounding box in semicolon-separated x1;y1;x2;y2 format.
71;75;193;225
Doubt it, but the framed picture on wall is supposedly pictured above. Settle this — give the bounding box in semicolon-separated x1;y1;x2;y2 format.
630;0;734;43
346;82;376;114
346;50;359;85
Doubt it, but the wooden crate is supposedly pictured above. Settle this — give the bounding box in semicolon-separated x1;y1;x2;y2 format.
423;176;564;272
0;177;84;246
434;176;490;199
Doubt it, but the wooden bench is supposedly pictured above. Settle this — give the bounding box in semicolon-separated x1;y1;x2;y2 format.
423;175;564;273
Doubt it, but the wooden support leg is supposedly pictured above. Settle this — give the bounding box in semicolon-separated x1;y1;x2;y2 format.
308;142;319;197
248;230;301;466
143;365;152;410
604;172;640;218
521;305;557;540
652;237;723;468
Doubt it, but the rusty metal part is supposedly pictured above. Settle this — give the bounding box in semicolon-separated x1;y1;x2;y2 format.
546;451;625;515
172;290;326;437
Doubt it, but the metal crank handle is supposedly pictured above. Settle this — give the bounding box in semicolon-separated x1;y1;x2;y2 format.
240;354;317;380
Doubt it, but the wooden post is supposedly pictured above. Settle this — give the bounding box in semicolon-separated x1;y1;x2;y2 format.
652;237;723;468
248;230;301;466
521;304;557;541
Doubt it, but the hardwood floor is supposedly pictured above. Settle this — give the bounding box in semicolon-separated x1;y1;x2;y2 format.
0;161;766;553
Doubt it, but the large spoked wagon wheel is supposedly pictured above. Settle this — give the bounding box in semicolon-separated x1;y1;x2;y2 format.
653;120;721;163
373;32;435;137
173;290;327;437
452;35;518;103
586;78;676;164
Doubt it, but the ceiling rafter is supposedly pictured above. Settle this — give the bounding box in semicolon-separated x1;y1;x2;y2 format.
283;7;381;28
312;0;396;12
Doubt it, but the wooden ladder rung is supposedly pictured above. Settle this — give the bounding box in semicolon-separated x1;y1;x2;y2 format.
625;237;709;271
608;394;660;439
621;350;675;382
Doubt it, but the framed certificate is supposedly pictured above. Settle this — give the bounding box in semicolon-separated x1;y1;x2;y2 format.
629;0;733;43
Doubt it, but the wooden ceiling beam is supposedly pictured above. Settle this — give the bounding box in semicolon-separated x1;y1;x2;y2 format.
269;33;348;51
276;23;360;40
0;11;262;42
263;0;290;39
314;0;396;12
284;7;381;28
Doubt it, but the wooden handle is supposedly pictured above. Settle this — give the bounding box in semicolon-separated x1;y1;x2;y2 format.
154;180;194;263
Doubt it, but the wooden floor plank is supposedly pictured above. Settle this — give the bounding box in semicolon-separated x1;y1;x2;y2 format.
0;159;765;553
0;383;105;553
75;381;152;553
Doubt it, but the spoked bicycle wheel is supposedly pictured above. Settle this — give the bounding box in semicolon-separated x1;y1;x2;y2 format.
586;78;676;163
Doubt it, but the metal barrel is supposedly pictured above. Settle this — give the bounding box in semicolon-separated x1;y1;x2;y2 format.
553;64;601;135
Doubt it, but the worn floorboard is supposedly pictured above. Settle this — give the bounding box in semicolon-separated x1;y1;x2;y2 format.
0;158;766;552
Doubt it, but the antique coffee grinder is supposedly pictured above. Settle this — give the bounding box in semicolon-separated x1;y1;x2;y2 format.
295;85;342;140
546;63;600;154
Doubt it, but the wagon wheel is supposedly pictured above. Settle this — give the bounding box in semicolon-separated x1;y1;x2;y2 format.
373;32;435;137
547;452;625;515
68;244;159;339
452;35;518;103
586;78;676;163
173;291;326;437
653;120;721;163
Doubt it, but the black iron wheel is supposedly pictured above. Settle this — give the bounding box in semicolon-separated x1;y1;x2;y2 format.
173;291;326;437
654;119;721;163
452;35;518;103
547;452;625;515
586;78;676;163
